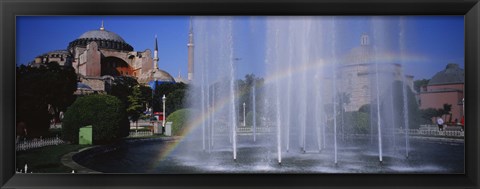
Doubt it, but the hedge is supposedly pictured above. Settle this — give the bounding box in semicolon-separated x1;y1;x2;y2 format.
62;94;129;144
165;109;194;136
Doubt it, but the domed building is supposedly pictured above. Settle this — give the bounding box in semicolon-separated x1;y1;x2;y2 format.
32;50;73;67
419;63;464;122
337;33;415;112
31;22;180;93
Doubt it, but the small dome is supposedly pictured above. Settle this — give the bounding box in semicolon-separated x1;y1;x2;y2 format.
152;69;175;83
78;30;126;43
428;63;464;86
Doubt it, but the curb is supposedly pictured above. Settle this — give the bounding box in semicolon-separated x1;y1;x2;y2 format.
61;146;102;173
61;136;181;173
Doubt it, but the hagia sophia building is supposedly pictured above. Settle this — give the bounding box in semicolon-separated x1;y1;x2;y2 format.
30;21;194;93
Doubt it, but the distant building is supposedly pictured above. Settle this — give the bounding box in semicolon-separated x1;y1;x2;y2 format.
418;63;464;122
337;33;415;112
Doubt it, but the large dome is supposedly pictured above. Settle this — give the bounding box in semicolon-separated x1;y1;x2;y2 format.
68;26;133;51
428;63;464;86
78;30;126;43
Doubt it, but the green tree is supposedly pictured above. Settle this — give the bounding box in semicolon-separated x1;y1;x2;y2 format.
344;111;370;134
359;104;371;113
439;103;452;122
380;81;422;129
127;85;150;129
419;108;439;124
153;82;188;113
108;76;139;107
236;74;264;119
62;94;129;144
16;62;77;137
166;88;187;115
413;79;430;93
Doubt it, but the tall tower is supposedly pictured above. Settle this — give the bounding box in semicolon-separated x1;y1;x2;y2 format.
361;33;369;46
187;17;194;81
154;35;159;70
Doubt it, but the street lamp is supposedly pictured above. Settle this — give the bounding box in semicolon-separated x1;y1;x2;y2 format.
243;102;246;127
162;94;166;127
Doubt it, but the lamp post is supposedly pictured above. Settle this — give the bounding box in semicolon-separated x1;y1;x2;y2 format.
243;102;246;127
162;94;166;127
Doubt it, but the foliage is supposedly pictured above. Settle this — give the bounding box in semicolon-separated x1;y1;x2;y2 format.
127;85;151;124
343;111;370;134
108;76;139;108
165;109;194;136
153;82;188;113
439;103;452;122
418;104;452;124
337;92;351;114
62;94;129;144
358;104;371;114
16;62;77;137
236;74;265;118
245;111;261;127
148;82;191;124
380;81;422;129
166;88;187;115
419;108;439;124
413;79;430;93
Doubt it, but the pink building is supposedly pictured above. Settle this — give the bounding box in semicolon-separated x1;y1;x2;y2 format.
419;63;464;123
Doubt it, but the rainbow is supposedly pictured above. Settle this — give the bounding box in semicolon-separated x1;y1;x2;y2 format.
148;52;426;169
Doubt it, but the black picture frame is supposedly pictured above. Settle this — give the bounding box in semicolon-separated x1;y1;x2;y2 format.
1;0;479;188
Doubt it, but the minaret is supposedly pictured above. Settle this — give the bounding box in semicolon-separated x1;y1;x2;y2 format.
154;35;159;70
100;20;105;31
361;33;369;46
187;17;194;81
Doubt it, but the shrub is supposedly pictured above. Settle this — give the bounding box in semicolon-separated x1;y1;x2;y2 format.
380;81;422;129
62;94;129;144
166;109;194;136
344;111;370;134
245;111;261;127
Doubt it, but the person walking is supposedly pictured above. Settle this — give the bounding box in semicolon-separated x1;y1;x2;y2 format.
437;117;444;131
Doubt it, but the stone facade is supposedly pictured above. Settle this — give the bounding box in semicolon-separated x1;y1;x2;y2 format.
32;24;174;93
337;34;415;112
67;26;157;91
32;50;73;67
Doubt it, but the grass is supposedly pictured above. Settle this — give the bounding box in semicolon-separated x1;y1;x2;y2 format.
16;144;89;173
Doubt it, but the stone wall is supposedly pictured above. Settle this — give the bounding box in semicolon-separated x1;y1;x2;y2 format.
82;77;105;91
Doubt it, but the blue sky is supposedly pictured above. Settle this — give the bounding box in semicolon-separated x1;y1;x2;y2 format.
16;16;464;80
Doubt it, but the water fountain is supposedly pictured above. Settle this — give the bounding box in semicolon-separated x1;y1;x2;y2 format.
187;16;415;169
76;16;464;174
